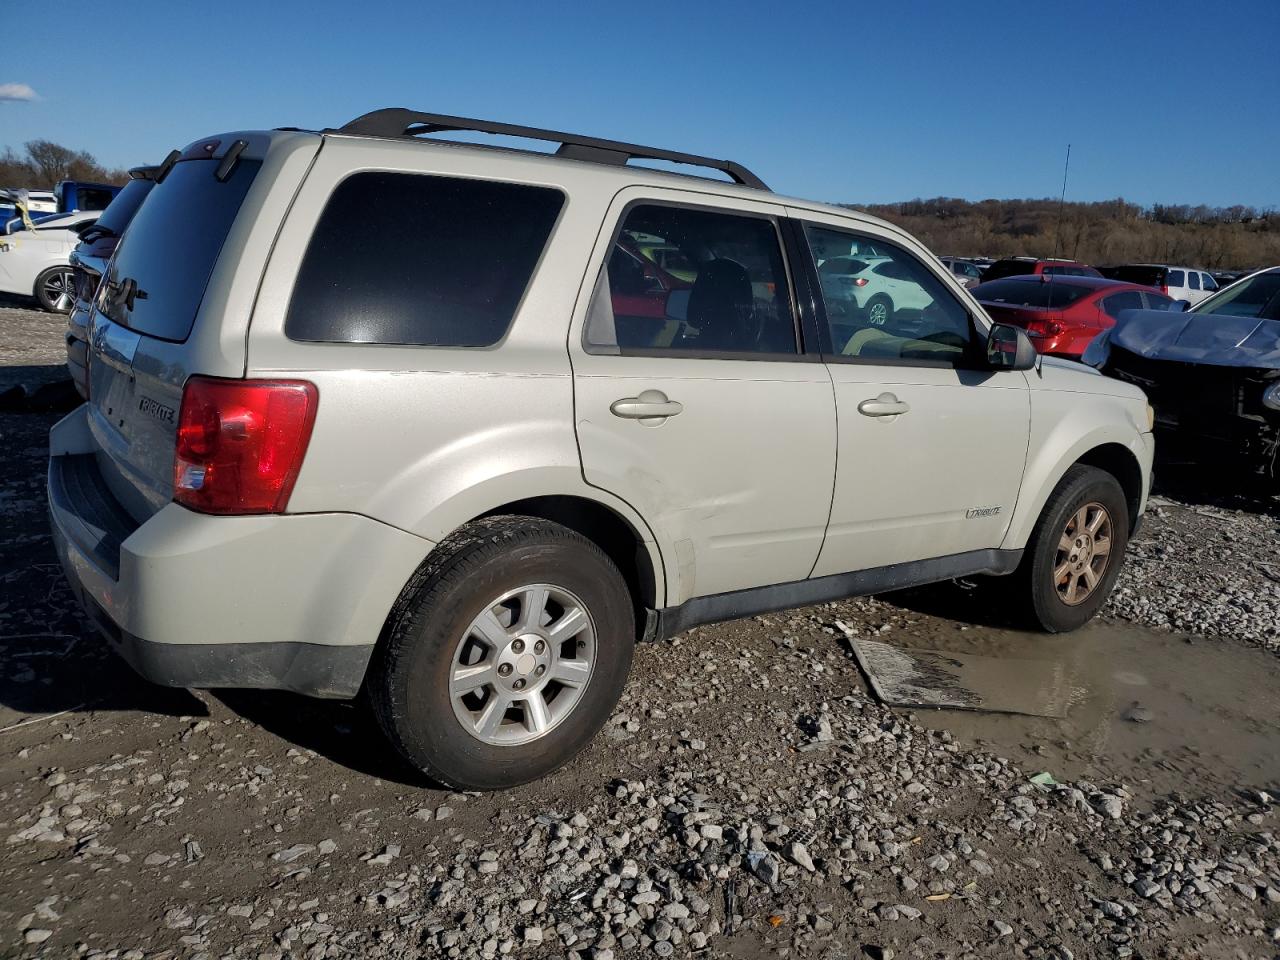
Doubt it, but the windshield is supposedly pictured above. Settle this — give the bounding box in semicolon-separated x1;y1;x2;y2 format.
975;278;1094;308
1191;271;1280;321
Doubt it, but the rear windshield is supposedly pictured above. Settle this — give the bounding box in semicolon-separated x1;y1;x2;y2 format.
85;178;154;240
1108;265;1165;286
980;260;1037;282
975;278;1094;308
286;172;564;347
99;158;261;342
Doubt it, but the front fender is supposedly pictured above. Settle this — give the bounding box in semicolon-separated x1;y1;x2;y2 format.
1002;395;1152;550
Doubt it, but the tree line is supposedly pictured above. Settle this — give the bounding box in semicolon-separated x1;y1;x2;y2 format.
844;197;1279;270
0;140;130;190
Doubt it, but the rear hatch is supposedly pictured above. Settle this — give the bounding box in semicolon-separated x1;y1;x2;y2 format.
86;133;314;523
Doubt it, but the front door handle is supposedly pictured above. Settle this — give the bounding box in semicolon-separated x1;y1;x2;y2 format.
857;392;910;418
610;389;683;425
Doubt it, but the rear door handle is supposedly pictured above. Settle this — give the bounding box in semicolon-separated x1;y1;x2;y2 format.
610;389;683;424
857;392;910;418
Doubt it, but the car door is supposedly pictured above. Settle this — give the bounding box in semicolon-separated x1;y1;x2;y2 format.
789;212;1030;575
570;189;837;604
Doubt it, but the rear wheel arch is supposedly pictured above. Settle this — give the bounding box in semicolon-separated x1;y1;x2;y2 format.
477;495;660;635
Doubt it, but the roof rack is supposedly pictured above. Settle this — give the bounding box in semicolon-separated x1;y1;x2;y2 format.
329;108;769;191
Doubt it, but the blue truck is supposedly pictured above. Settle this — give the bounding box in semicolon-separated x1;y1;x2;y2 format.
0;180;122;229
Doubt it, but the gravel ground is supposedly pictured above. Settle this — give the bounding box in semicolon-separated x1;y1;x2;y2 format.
1;305;1278;960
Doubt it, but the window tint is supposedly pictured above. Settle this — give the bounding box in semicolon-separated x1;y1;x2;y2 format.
806;224;970;364
88;178;154;239
585;204;796;356
99;158;261;342
1188;271;1200;290
75;187;116;211
1110;265;1165;287
975;278;1094;308
1167;269;1185;287
1101;291;1144;315
287;173;563;347
980;259;1037;282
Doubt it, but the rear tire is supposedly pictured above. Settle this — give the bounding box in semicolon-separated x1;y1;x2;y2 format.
1017;465;1129;633
34;266;75;313
367;516;635;790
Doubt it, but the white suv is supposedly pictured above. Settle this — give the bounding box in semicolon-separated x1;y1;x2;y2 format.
48;110;1155;789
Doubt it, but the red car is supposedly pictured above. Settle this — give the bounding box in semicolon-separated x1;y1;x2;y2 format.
981;257;1103;282
973;275;1174;359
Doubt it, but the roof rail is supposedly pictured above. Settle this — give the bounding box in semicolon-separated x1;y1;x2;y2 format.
329;108;769;191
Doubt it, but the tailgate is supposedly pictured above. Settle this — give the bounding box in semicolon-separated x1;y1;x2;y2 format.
84;134;315;523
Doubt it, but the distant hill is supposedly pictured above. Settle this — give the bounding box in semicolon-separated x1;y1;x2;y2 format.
842;197;1279;271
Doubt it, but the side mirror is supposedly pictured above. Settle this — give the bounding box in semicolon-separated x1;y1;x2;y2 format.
1172;299;1191;312
986;323;1038;372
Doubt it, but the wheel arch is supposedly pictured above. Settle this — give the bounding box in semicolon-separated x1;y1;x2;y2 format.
1003;430;1151;550
1073;442;1144;532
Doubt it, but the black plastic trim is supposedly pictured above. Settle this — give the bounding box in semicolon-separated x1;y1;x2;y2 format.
330;108;768;190
653;548;1023;639
47;454;140;581
81;593;371;699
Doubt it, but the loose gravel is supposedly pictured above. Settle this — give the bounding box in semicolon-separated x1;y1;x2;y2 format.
1;304;1277;959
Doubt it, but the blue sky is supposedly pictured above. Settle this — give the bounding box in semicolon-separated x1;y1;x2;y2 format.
3;0;1277;207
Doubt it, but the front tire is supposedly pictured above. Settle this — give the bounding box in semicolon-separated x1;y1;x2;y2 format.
34;266;75;313
367;516;635;790
1019;465;1129;632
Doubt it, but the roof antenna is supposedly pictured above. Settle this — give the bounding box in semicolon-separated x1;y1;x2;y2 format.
1052;144;1071;261
1046;144;1071;317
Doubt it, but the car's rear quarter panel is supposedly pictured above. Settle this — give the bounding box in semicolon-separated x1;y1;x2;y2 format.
245;138;669;600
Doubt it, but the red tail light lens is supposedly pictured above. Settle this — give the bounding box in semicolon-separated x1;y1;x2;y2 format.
1024;319;1064;339
173;377;318;515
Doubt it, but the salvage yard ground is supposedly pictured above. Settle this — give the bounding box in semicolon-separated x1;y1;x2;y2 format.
1;300;1278;960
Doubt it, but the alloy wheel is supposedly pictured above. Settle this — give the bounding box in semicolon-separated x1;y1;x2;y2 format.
449;583;596;746
1053;501;1114;606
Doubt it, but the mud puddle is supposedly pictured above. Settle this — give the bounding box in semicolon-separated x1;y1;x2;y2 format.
877;617;1280;799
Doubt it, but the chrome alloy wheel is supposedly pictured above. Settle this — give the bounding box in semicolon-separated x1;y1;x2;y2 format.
1053;501;1114;606
42;268;75;312
449;583;596;746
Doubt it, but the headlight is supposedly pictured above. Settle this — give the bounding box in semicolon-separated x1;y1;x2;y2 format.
1146;403;1156;431
1263;382;1280;412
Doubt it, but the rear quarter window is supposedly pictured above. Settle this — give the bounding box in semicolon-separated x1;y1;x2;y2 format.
285;172;564;347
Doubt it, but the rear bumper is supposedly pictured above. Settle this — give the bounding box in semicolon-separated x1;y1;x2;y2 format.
48;406;432;698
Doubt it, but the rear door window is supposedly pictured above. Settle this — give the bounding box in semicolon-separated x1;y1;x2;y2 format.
1188;271;1200;290
287;173;563;347
1101;291;1144;315
585;203;797;357
99;158;262;342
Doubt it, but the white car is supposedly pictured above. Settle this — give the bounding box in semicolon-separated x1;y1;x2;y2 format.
818;255;943;327
1106;264;1219;306
0;210;99;312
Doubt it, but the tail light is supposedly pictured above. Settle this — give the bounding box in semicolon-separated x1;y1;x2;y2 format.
1024;319;1064;339
1159;284;1169;296
842;277;869;287
173;377;318;515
